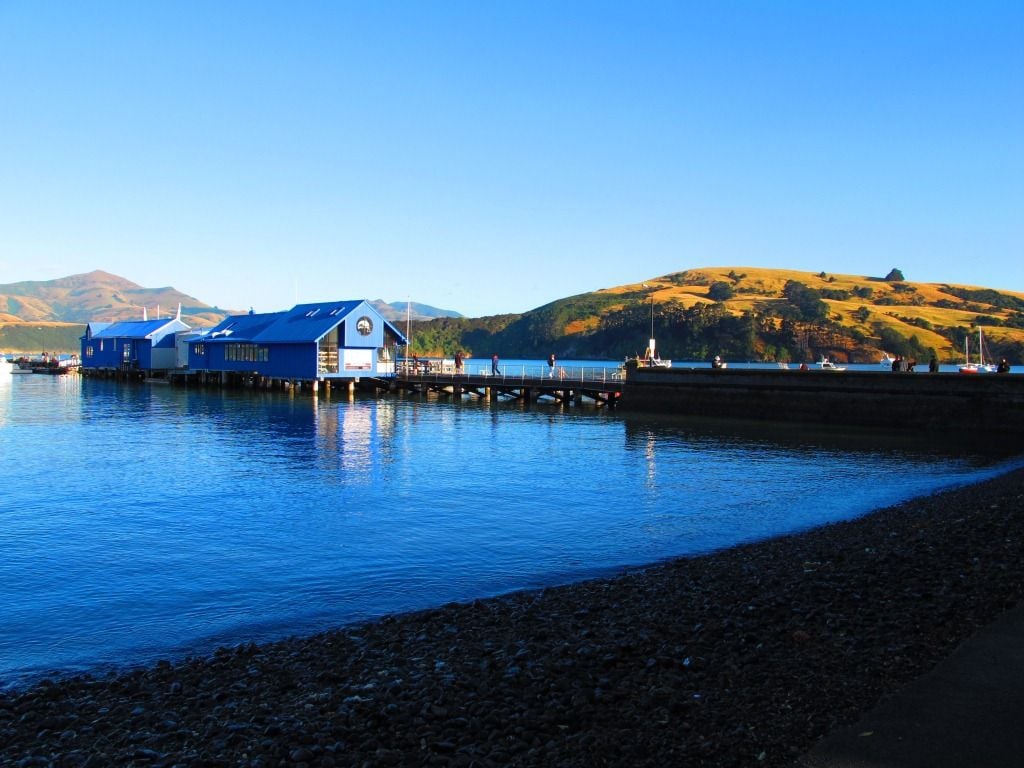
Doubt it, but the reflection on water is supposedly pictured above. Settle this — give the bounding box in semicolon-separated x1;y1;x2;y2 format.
619;410;1022;558
621;410;1022;463
0;374;10;427
0;375;1020;689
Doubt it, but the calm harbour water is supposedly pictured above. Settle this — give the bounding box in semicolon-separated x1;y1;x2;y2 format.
1;368;1021;689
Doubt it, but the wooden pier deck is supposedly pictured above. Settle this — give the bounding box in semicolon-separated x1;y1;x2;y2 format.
389;364;624;407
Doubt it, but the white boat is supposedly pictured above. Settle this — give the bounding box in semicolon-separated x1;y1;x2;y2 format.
879;353;895;367
818;356;846;371
631;291;672;368
959;328;996;374
630;348;672;368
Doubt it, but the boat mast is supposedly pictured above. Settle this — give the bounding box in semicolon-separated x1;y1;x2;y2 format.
643;283;655;357
406;299;411;358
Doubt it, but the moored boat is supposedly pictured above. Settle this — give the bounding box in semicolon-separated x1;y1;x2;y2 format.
818;356;846;371
629;286;672;368
627;352;672;369
30;354;81;375
628;339;672;368
959;328;996;374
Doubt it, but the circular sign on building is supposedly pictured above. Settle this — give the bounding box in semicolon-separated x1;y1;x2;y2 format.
356;316;373;336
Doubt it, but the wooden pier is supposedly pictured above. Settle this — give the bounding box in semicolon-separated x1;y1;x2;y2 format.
81;359;1024;435
388;365;623;407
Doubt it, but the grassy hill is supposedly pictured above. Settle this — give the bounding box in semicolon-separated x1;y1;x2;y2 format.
0;272;465;353
5;266;1022;362
0;322;86;355
0;270;231;326
406;267;1024;364
0;270;237;354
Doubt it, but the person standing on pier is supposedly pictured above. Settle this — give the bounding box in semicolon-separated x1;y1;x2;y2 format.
454;351;463;374
548;353;555;377
491;354;501;376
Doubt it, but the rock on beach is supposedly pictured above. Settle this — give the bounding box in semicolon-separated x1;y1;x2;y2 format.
2;468;1023;767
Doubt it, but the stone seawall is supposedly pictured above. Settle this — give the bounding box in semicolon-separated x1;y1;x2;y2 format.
622;367;1024;435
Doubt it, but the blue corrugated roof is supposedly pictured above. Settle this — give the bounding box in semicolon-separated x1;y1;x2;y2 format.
253;300;366;343
195;301;407;346
202;311;286;343
91;318;188;339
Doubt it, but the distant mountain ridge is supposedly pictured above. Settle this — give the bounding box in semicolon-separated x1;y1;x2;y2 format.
370;300;462;323
0;270;231;326
0;271;463;326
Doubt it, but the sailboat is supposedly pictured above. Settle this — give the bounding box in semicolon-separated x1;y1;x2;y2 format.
636;337;671;368
959;328;996;374
630;287;671;368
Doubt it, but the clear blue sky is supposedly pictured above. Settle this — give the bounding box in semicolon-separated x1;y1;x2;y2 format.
1;1;1021;317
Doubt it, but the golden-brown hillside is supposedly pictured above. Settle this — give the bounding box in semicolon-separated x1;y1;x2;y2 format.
0;270;231;326
593;266;1024;362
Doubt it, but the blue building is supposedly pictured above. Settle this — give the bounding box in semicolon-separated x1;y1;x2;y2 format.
188;300;407;382
81;314;191;373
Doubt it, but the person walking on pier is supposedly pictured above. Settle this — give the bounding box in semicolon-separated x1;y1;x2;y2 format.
454;351;463;374
491;354;501;376
548;353;555;377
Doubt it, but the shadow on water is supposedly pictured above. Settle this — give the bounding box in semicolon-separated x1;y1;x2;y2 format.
618;410;1024;466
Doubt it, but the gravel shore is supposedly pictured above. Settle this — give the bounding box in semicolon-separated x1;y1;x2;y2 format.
3;468;1023;768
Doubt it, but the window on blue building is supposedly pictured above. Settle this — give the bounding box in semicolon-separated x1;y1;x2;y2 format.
225;343;269;363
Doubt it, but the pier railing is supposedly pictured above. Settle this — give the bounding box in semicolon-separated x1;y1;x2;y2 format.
396;361;624;383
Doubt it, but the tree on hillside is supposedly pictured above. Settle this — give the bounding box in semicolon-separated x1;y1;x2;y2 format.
852;306;871;323
707;281;735;301
781;280;828;323
885;268;905;281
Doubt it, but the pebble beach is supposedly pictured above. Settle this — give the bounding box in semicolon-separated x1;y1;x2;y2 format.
2;467;1022;768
